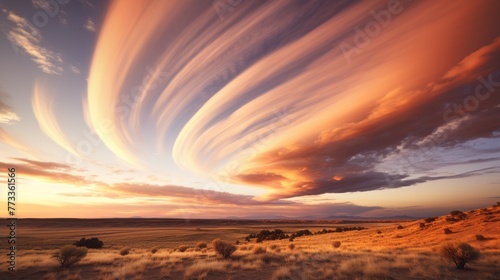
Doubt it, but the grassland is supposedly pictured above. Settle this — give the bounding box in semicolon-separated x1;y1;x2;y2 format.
1;204;499;279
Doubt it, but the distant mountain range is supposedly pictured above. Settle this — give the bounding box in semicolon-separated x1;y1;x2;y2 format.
223;214;418;221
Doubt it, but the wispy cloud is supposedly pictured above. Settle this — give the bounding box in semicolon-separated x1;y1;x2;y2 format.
4;10;63;74
83;17;96;32
0;90;39;158
68;65;80;74
32;80;79;156
0;158;90;186
0;130;41;159
0;89;19;124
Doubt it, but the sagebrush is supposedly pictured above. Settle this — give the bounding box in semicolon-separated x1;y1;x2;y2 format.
212;239;236;259
54;245;87;268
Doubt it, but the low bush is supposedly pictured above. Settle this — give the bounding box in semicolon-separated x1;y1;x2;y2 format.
212;239;236;259
449;211;467;221
247;229;289;242
475;235;486;241
397;225;404;229
178;245;189;252
54;245;87;268
332;241;341;248
151;247;158;254
196;242;207;249
439;242;480;269
444;228;453;234
73;237;103;249
252;245;267;254
424;217;436;223
262;254;284;264
288;244;295;250
120;247;130;256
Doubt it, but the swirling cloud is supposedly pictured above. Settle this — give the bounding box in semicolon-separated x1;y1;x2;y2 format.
87;0;500;201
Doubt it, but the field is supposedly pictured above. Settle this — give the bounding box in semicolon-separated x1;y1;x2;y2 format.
1;205;499;279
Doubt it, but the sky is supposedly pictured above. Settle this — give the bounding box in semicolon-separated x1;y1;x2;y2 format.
0;0;499;219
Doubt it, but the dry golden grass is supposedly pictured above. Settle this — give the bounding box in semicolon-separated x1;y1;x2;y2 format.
1;204;499;279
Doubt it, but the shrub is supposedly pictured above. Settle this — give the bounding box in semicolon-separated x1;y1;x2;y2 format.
288;244;295;250
419;223;426;229
480;208;492;215
269;244;278;250
196;242;207;249
332;241;341;248
262;254;284;264
120;247;130;256
151;247;158;254
475;235;486;241
54;245;87;268
178;245;189;252
377;230;382;234
397;225;404;229
212;239;236;259
424;217;436;223
439;242;480;269
73;237;103;249
272;266;293;280
449;211;467;220
444;228;453;234
289;229;312;240
246;229;289;242
252;245;267;254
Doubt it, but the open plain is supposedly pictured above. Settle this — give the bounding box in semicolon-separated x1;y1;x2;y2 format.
1;204;499;279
